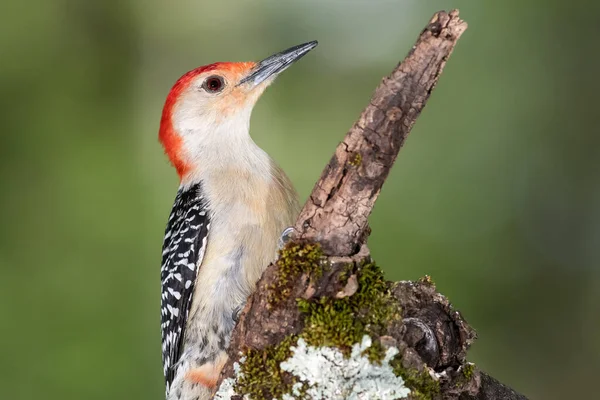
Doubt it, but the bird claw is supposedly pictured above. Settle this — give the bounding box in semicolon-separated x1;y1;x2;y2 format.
232;305;242;323
278;226;296;249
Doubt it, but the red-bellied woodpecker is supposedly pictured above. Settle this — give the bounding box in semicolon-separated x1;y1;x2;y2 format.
159;41;318;400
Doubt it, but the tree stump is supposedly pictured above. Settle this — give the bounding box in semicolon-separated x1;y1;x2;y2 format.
213;10;528;400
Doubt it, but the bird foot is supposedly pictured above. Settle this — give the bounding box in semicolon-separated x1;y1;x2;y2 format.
278;226;296;249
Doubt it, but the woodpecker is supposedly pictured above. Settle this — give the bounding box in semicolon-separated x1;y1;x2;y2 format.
159;41;318;400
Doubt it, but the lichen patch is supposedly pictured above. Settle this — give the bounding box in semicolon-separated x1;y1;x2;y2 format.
279;336;410;399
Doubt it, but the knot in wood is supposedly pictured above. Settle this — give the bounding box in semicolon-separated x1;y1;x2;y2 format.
386;107;403;122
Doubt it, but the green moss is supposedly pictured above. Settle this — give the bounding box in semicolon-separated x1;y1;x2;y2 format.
234;335;300;399
462;362;475;380
418;275;435;286
390;358;440;400
297;296;358;350
235;255;405;399
348;152;362;166
268;242;324;306
337;263;354;286
362;338;387;365
297;261;401;354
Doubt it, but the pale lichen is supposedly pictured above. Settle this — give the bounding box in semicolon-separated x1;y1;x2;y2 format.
279;336;410;399
215;336;411;399
214;377;237;400
214;359;244;400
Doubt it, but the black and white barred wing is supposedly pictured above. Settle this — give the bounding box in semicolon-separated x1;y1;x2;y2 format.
160;183;210;389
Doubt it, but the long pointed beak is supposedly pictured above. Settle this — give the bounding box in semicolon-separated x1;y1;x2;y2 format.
239;40;318;86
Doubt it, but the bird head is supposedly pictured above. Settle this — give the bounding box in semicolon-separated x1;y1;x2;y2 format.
159;41;318;180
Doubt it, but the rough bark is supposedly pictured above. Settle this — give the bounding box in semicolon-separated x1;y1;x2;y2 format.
293;9;468;256
215;10;528;400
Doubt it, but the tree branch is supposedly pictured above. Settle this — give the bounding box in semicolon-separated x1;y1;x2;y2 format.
215;10;528;400
294;9;467;256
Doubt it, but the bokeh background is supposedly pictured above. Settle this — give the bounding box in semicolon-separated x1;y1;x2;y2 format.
1;1;598;399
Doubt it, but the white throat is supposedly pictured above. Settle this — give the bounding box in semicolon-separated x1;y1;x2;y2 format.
173;103;273;187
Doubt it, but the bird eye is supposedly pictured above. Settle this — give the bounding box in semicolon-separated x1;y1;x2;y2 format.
202;76;224;93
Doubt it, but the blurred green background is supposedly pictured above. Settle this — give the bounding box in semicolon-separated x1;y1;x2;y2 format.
1;0;598;399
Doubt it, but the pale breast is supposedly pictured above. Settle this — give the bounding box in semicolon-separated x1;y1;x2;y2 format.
188;164;298;326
